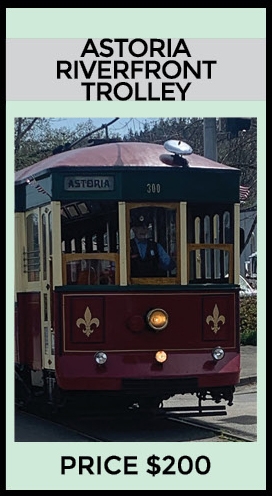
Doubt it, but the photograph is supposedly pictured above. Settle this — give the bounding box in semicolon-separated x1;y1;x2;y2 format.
14;117;257;443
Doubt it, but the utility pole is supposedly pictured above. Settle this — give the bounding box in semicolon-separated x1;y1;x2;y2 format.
203;118;217;161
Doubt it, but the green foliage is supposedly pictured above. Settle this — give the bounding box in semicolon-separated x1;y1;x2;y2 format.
240;329;257;346
240;296;257;345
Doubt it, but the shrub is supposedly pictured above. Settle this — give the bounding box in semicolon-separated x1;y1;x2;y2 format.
240;329;257;346
239;295;257;345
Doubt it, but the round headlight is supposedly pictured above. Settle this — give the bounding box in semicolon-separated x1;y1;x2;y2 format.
146;308;168;331
211;347;225;361
155;350;168;363
94;351;108;365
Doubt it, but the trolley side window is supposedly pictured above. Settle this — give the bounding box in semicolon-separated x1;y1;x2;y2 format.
127;204;179;285
61;201;119;285
24;213;40;282
187;204;234;284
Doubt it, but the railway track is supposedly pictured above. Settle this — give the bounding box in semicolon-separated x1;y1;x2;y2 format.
166;415;251;442
58;410;252;442
15;401;254;443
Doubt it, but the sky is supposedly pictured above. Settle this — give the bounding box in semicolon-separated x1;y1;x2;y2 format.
51;117;159;137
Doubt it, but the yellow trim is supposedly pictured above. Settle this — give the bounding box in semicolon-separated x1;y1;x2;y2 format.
15;212;27;293
234;203;240;285
187;243;234;283
51;201;62;287
118;201;127;286
180;202;187;284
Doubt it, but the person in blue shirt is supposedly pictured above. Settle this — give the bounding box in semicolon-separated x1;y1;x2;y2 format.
130;213;176;277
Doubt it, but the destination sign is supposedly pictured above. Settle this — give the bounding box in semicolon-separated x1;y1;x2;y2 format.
64;176;114;191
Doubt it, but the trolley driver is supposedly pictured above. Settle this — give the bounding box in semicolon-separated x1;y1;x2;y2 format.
130;213;176;277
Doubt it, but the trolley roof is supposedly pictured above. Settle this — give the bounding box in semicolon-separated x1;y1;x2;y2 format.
15;141;241;211
15;141;238;183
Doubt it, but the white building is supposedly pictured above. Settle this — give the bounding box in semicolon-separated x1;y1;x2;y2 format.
240;206;257;284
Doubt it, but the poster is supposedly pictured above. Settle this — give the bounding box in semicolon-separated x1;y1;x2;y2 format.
6;8;266;491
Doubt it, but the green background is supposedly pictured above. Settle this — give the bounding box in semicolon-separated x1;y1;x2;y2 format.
6;8;266;491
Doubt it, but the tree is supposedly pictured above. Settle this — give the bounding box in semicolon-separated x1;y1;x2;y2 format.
14;118;123;171
14;118;98;171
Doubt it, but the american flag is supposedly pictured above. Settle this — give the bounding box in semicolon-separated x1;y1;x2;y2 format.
240;185;250;201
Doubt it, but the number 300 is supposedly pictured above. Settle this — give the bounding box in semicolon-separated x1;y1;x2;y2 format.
146;183;161;193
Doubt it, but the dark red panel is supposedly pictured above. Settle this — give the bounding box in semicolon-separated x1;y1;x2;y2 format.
58;291;237;354
16;293;42;370
55;351;240;391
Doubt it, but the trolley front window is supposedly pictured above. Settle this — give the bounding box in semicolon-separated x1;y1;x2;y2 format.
187;204;234;284
60;200;180;286
60;199;235;286
127;203;179;285
61;200;119;285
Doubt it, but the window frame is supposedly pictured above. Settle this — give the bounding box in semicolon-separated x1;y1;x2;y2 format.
126;202;181;285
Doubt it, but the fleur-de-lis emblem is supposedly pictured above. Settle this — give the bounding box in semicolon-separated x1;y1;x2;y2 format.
206;304;225;334
76;306;100;337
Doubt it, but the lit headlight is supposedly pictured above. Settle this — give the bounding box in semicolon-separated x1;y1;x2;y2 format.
155;350;168;363
146;308;168;331
94;351;108;365
211;347;225;361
